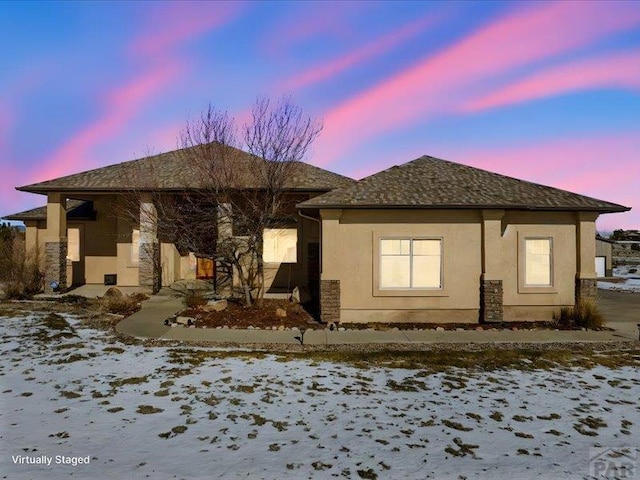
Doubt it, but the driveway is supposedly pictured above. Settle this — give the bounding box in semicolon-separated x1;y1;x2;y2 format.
598;289;640;323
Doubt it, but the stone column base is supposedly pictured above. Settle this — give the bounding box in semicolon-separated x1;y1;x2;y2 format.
320;279;340;324
45;241;68;293
480;277;503;322
575;277;597;304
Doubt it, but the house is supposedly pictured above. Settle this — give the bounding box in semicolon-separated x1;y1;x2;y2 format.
5;146;354;298
5;150;630;323
595;236;614;277
297;155;629;323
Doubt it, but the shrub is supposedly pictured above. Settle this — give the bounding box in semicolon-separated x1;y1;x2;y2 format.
185;290;207;309
0;232;44;299
554;298;604;330
99;292;148;316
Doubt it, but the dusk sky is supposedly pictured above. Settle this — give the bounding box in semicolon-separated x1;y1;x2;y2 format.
1;0;638;231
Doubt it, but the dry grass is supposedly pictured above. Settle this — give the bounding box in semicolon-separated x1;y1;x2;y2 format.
554;298;605;330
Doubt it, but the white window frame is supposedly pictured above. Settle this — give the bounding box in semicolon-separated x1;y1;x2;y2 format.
378;237;443;290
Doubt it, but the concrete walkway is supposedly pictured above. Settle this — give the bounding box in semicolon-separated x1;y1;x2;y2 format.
115;295;638;345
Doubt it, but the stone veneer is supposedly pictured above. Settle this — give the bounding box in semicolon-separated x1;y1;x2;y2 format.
45;241;67;293
320;279;340;323
480;278;503;322
575;277;598;303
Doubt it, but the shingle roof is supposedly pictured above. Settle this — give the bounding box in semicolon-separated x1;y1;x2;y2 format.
298;155;630;213
17;144;355;193
4;200;93;221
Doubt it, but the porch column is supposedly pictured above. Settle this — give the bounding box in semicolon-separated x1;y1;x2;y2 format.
139;194;160;291
575;212;599;303
44;193;67;293
480;210;505;322
319;209;342;324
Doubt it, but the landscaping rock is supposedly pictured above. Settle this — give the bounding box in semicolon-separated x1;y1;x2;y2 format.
291;286;312;304
275;308;287;318
475;326;484;331
436;327;445;332
202;299;228;312
175;316;195;326
278;325;285;331
103;287;123;299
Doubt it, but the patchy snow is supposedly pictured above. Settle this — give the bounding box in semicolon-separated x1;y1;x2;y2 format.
599;265;640;292
1;313;639;479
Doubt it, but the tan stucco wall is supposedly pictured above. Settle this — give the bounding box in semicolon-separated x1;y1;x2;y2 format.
321;209;483;323
498;211;577;320
321;209;586;323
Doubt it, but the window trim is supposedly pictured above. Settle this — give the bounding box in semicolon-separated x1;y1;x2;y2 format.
373;235;447;297
518;235;556;293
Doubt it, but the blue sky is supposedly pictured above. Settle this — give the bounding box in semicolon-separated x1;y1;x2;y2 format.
1;0;639;230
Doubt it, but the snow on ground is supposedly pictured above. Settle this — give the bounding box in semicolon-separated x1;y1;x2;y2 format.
599;266;640;293
1;312;639;480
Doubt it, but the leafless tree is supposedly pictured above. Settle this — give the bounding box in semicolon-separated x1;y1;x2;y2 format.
120;97;322;305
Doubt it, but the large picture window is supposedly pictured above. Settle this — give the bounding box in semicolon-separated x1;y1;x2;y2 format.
380;238;442;289
524;238;552;286
263;228;297;263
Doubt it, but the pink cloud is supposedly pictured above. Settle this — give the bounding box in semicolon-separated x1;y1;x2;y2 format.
262;1;366;57
29;2;243;185
283;14;443;91
131;1;245;57
34;60;184;183
315;1;640;167
465;49;640;112
442;132;639;230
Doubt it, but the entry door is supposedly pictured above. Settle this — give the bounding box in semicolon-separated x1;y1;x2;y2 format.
595;256;606;278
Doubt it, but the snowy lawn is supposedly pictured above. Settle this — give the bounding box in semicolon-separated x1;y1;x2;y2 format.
1;310;639;479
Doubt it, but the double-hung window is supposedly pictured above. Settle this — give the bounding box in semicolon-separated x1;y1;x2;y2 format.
524;238;552;286
379;238;442;289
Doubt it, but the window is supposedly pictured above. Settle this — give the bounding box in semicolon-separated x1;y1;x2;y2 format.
131;229;140;265
66;228;80;261
524;238;552;286
263;228;297;263
380;238;442;289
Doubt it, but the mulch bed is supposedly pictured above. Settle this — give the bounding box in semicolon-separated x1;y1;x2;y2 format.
181;299;320;329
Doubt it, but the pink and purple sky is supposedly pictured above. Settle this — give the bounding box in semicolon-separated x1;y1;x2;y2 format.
1;0;638;231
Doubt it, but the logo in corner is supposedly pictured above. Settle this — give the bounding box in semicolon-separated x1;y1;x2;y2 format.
589;447;638;479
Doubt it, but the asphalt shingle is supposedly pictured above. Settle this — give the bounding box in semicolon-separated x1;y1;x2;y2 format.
17;144;354;193
298;155;629;213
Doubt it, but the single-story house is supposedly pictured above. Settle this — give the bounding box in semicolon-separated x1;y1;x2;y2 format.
5;148;630;323
595;236;614;277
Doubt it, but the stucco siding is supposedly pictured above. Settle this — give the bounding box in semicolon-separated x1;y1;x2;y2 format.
322;209;482;323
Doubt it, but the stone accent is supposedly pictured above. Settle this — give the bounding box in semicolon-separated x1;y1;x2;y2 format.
139;242;160;291
45;241;67;293
575;277;597;303
320;279;340;323
480;278;503;322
